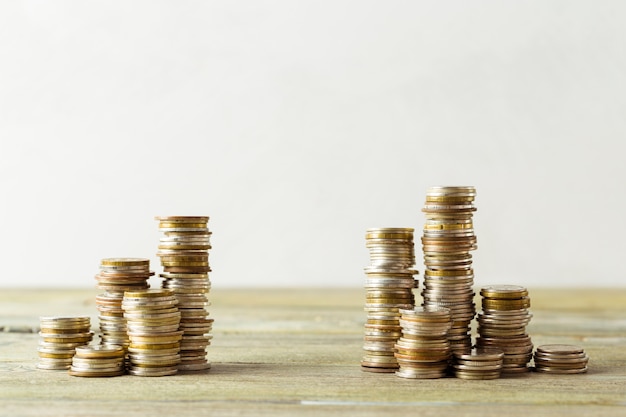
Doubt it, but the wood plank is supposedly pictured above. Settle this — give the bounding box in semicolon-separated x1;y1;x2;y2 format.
0;288;625;416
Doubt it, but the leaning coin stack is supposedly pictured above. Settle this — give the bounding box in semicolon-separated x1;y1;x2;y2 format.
69;345;126;377
534;344;589;374
95;258;153;350
394;307;452;379
421;186;477;353
37;316;93;371
362;228;418;373
122;289;182;377
476;285;533;374
156;216;213;372
452;348;504;380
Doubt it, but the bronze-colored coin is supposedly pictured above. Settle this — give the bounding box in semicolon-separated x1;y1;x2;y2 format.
534;366;588;374
535;344;584;355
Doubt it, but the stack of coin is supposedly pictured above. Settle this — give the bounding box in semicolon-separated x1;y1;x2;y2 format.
156;216;213;372
361;227;418;372
95;258;153;350
362;228;418;373
122;289;182;377
394;307;451;379
37;317;93;371
421;186;477;353
452;348;504;380
69;345;126;377
534;344;589;374
476;285;533;374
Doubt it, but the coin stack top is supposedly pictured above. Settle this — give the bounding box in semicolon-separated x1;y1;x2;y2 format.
394;307;452;379
421;186;477;353
95;258;153;350
37;316;93;371
476;285;533;374
453;348;504;380
69;345;125;377
122;289;182;377
362;228;418;373
156;216;213;372
534;344;589;374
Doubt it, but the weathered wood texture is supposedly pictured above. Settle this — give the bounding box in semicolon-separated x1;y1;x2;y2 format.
0;288;625;416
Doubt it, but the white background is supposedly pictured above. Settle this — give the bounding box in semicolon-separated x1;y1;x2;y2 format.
1;1;624;288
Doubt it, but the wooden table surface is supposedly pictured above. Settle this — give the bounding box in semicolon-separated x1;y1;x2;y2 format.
0;287;625;416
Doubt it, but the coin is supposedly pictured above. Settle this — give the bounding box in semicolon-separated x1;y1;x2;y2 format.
37;317;93;371
155;216;213;372
128;366;179;377
476;285;534;373
362;227;418;371
533;344;589;374
419;187;478;354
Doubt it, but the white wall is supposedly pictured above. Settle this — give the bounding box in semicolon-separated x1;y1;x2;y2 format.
1;1;624;288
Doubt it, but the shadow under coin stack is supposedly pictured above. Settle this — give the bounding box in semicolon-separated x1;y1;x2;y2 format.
476;285;533;374
362;228;417;373
452;347;504;380
122;289;182;377
95;258;152;351
421;186;477;353
69;345;126;377
534;344;589;374
156;216;213;372
37;316;92;371
394;307;451;379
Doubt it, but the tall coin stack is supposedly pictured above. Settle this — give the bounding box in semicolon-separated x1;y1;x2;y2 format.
362;228;418;373
394;307;451;379
37;316;93;371
421;186;477;353
122;289;182;377
156;216;213;372
476;285;533;374
95;258;152;350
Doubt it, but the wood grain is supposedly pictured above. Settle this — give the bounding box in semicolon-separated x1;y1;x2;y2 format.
0;288;625;416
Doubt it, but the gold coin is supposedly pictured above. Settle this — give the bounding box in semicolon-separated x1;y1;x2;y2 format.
101;258;149;267
424;223;473;230
480;285;528;299
158;222;207;229
124;289;174;298
156;216;209;222
160;261;209;267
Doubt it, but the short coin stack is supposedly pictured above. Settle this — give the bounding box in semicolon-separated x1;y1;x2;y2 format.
421;186;477;353
534;344;589;374
476;285;533;374
362;228;418;373
394;307;452;379
37;316;93;371
95;258;152;350
453;348;504;380
156;216;213;372
122;289;182;377
69;345;126;377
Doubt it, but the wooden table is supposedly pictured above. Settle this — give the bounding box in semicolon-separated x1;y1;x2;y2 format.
1;288;625;416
